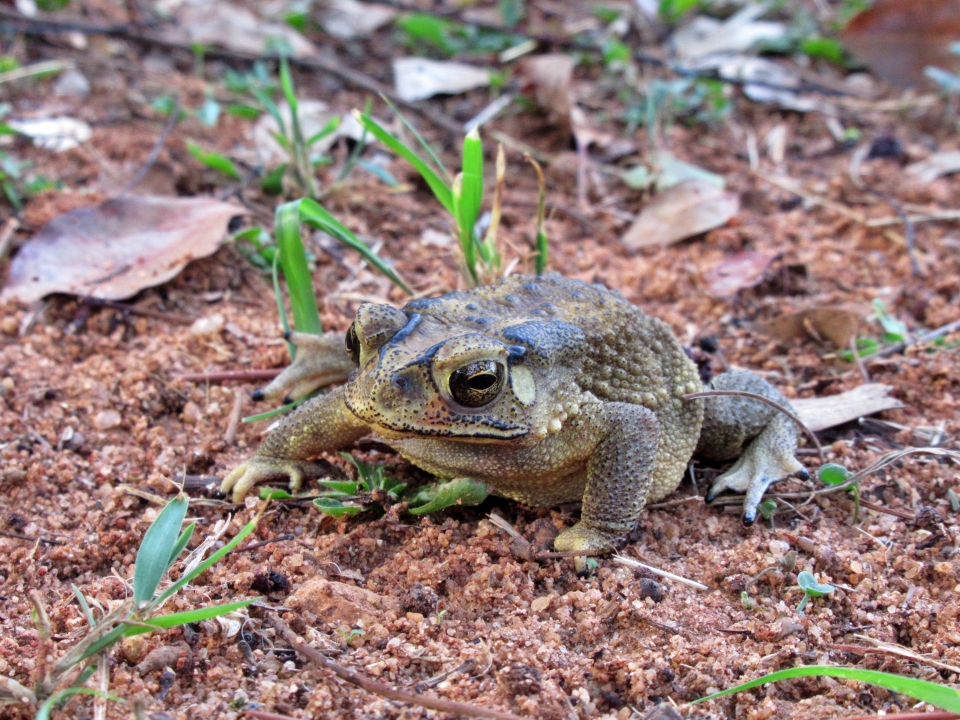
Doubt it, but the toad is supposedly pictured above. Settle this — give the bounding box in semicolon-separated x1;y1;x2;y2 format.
223;274;805;555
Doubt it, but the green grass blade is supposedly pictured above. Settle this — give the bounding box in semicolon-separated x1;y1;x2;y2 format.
166;521;195;572
306;116;341;147
71;584;96;628
186;142;241;180
279;57;298;115
354;111;453;213
451;174;477;284
380;94;452;182
458;128;483;266
37;688;123;720
251;86;285;138
271;249;295;359
297;198;412;294
151;519;258;607
132;496;188;605
128;598;260;635
691;666;960;712
275;201;323;336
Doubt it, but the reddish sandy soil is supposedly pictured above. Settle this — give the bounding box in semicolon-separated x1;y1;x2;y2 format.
1;3;959;719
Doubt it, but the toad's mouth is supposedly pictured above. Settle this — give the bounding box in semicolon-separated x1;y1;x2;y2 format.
343;395;529;442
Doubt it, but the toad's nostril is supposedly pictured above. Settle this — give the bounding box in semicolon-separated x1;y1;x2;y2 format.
391;374;408;391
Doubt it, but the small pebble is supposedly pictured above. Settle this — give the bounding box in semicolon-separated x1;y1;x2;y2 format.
181;401;202;424
93;409;121;430
190;314;225;336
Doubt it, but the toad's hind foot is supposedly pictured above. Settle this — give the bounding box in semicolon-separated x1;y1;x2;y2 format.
704;416;808;524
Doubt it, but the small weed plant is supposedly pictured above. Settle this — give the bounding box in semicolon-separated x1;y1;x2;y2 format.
0;494;259;717
795;570;835;614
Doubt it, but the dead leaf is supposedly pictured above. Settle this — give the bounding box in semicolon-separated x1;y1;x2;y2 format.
672;5;786;60
392;57;491;102
754;307;862;348
840;0;960;88
8;117;92;152
1;196;240;303
794;384;903;432
905;151;960;184
622;180;739;250
316;0;397;40
516;53;575;130
704;251;777;298
160;3;317;58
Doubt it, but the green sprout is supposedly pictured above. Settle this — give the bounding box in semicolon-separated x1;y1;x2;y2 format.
0;495;259;714
818;462;860;521
795;571;834;614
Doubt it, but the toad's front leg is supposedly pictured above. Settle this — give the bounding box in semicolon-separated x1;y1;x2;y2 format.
554;403;660;557
222;386;369;501
254;331;355;403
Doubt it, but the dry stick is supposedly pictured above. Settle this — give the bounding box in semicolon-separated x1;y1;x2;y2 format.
683;390;824;463
0;530;64;545
264;614;525;720
224;387;245;445
78;296;195;325
869;317;960;361
0;9;461;135
120;97;181;196
178;369;282;383
849;335;870;383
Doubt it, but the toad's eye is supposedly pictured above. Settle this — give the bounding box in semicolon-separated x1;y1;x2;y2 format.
345;322;360;364
449;360;504;408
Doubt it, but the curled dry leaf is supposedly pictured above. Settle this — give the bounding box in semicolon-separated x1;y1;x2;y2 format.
753;307;862;348
160;3;317;58
840;0;960;88
905;151;960;184
392;58;490;102
1;196;241;303
316;0;397;40
704;251;777;298
516;53;575;130
622;179;739;250
793;384;903;432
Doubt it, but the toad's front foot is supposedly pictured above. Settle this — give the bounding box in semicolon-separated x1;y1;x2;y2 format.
222;456;331;502
554;522;624;573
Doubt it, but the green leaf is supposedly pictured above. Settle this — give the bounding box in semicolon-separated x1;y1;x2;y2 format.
226;103;262;120
817;463;851;486
799;37;846;65
262;162;288;195
71;584;96;628
354;112;453;213
167;522;195;571
318;479;362;495
276;201;323;336
757;499;777;520
379;95;451;182
314;497;364;518
872;299;908;342
279;58;299;115
305;116;341;147
186;141;241;180
692;666;960;712
152;518;258;607
658;0;702;23
797;571;835;597
259;487;295;500
396;13;456;54
407;478;489;515
129;597;260;634
133;496;188;605
296;198;412;294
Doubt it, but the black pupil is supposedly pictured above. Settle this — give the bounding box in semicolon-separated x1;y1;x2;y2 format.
468;373;496;390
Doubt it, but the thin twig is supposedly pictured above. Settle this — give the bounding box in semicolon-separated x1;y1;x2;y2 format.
120;98;181;196
865;209;960;227
613;555;709;591
177;369;282;383
0;58;73;84
78;296;195;325
0;530;65;545
265;614;525;720
849;336;870;383
869;318;960;361
224;387;245;445
683;389;824;463
239;534;293;553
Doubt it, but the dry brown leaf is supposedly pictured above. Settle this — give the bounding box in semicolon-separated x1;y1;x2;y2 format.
753;307;862;348
516;54;574;130
392;58;491;102
840;0;960;88
704;251;777;298
622;179;739;250
160;3;318;58
1;196;240;303
793;384;903;432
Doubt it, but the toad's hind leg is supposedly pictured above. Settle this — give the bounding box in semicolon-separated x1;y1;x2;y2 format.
696;371;807;524
554;403;660;556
